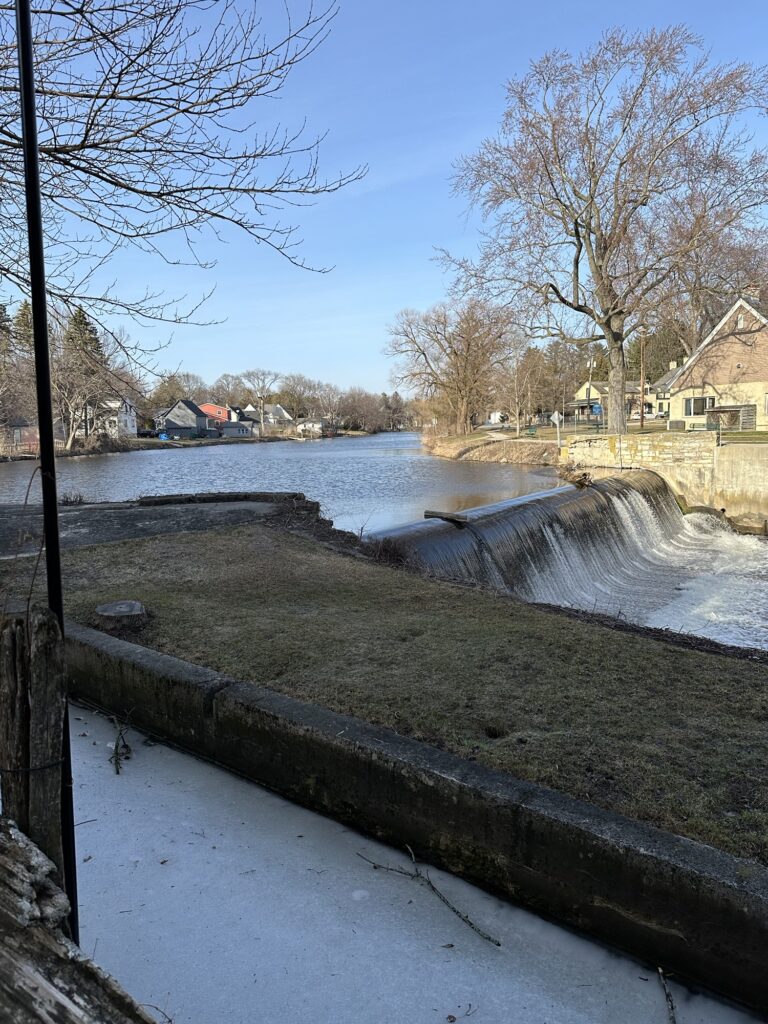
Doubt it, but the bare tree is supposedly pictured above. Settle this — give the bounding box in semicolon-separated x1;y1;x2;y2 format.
655;226;768;356
210;373;246;407
148;371;207;411
495;338;545;436
453;27;768;432
387;300;509;435
278;373;320;421
316;382;344;430
241;368;280;433
0;1;365;343
341;387;384;432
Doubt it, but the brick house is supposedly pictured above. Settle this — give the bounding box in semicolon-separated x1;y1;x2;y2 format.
667;297;768;430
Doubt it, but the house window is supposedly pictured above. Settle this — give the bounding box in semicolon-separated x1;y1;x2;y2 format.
764;394;768;415
737;313;745;329
684;397;715;416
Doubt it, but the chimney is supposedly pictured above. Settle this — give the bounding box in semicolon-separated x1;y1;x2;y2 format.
669;360;677;370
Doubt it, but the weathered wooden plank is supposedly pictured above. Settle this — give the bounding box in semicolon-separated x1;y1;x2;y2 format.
0;817;153;1024
27;610;65;885
423;509;469;524
0;619;30;834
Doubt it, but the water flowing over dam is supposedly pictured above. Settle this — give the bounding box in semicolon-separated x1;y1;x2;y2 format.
373;471;768;651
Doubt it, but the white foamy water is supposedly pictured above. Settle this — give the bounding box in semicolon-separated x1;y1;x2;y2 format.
378;472;768;651
526;504;768;650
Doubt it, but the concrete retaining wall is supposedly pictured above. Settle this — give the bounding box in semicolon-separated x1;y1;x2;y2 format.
64;621;768;1014
566;433;768;518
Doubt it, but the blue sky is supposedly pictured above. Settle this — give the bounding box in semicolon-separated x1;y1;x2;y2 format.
101;0;768;392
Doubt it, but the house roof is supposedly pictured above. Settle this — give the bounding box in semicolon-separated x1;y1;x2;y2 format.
229;406;258;422
651;365;684;391
670;297;768;389
172;398;205;417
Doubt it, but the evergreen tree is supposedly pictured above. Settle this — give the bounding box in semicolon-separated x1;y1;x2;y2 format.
62;307;106;370
12;300;34;355
0;304;10;363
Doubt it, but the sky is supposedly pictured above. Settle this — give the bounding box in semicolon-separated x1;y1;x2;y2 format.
88;0;768;393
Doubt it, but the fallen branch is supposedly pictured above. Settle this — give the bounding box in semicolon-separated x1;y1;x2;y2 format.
357;845;501;947
657;967;677;1024
109;718;132;775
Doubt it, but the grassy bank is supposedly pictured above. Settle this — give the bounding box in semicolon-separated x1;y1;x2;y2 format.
3;521;766;864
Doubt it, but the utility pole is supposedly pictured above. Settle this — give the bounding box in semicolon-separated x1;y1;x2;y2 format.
639;330;646;431
15;0;78;942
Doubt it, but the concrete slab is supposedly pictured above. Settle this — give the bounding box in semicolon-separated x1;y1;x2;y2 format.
0;501;278;556
70;710;757;1024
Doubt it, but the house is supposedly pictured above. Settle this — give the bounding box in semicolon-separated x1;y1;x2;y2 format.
155;399;213;438
295;417;329;437
227;407;259;435
650;365;679;417
219;420;255;437
0;416;66;454
665;296;768;431
198;402;231;430
569;381;654;420
243;402;293;427
98;397;137;437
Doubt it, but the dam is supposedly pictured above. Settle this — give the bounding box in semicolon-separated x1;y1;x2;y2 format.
373;471;768;651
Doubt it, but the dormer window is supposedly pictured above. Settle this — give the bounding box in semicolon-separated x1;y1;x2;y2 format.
737;313;745;330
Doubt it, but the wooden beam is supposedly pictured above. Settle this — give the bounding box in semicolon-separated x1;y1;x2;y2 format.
423;510;469;525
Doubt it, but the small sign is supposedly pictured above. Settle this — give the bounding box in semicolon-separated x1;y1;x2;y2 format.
550;411;563;425
592;404;602;415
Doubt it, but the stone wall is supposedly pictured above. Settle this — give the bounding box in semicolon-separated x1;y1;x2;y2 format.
565;433;768;518
64;621;768;1013
712;444;768;517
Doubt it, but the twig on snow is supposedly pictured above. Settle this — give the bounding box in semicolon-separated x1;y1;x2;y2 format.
657;967;677;1024
357;845;501;947
109;717;132;774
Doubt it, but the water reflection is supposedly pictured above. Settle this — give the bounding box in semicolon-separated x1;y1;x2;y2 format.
0;433;562;534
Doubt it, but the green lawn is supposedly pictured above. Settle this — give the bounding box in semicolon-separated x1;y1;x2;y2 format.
3;521;766;864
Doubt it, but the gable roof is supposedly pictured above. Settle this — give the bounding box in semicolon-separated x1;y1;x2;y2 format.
173;398;205;417
670;297;768;389
651;365;683;392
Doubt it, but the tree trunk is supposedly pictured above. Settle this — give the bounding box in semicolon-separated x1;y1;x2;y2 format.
259;396;265;435
455;397;471;434
607;342;627;434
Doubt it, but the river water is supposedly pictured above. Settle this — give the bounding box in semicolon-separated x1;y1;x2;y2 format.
0;432;561;534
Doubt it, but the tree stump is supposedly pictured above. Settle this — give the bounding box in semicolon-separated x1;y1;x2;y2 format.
94;600;147;632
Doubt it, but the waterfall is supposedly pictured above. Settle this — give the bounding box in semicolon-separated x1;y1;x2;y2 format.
371;471;768;650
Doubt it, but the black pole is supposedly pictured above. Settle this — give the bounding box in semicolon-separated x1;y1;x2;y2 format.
15;0;79;944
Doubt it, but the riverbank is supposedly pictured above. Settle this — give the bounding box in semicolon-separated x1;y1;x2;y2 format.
0;430;381;463
2;509;766;866
424;432;560;465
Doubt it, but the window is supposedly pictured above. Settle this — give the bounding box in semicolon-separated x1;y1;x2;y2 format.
737;313;745;330
765;394;768;415
685;396;715;416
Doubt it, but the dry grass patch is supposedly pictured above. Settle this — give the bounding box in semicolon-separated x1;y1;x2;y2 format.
3;522;766;863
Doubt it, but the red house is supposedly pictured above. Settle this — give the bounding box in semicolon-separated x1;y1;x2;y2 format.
198;403;231;429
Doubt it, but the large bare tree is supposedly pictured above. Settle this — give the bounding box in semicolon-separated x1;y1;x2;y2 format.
241;367;280;432
387;300;509;435
453;27;768;432
0;1;364;343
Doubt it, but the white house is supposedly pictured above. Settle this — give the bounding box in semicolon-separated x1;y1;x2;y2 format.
243;402;293;427
100;397;138;437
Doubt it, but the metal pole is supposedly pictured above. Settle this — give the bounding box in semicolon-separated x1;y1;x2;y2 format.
15;0;78;943
639;331;646;431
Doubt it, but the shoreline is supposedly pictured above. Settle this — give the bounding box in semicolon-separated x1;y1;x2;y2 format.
0;429;379;463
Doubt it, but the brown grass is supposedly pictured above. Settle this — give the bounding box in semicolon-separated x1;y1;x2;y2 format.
3;522;766;863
